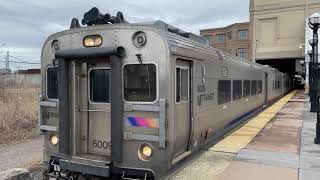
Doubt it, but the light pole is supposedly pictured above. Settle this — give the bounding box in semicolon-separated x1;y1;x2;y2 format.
307;50;313;95
309;38;317;111
308;14;320;144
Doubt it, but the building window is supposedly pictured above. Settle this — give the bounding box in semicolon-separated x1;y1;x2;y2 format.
215;34;225;43
123;64;157;102
203;35;213;43
227;32;232;40
239;30;248;39
90;69;111;103
238;48;246;59
218;80;231;105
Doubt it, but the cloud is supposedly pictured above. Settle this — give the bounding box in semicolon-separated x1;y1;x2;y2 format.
0;0;249;69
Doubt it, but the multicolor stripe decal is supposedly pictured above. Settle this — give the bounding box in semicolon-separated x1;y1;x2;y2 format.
127;117;159;128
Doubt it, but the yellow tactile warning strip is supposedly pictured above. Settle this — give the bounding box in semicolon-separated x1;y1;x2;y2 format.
210;90;297;153
170;91;297;180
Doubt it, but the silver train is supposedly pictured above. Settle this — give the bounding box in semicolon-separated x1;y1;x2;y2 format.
40;8;292;180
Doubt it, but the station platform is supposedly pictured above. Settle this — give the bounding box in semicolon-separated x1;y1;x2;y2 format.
170;90;320;180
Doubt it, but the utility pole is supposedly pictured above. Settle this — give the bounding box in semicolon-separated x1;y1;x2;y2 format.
5;51;9;70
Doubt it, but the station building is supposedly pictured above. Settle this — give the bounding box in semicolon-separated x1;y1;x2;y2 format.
250;0;320;76
200;0;320;81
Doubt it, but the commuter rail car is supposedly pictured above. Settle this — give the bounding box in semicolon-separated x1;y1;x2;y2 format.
40;8;292;180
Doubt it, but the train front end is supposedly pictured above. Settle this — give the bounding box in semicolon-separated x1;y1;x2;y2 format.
40;8;170;180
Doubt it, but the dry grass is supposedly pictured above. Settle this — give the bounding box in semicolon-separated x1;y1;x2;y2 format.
0;86;40;144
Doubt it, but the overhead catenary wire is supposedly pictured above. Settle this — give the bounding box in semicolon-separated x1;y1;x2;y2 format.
0;51;41;69
0;60;40;65
9;55;40;64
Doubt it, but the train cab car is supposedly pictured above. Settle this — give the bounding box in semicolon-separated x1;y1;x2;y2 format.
40;8;293;180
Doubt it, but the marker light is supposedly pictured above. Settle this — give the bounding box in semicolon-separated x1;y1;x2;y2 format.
132;31;147;48
83;35;102;47
138;144;153;161
51;40;60;52
49;134;59;147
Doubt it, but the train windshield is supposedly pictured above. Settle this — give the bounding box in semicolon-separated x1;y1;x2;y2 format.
123;64;157;102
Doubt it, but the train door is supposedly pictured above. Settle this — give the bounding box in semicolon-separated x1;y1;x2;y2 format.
174;59;191;157
264;73;268;104
87;63;112;156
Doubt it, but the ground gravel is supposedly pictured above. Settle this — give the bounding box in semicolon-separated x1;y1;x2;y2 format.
0;137;42;172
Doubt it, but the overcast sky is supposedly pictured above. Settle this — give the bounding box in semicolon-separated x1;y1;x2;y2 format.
0;0;249;69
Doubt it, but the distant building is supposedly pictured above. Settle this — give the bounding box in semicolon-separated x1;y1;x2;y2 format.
0;68;11;74
200;22;251;60
16;68;41;74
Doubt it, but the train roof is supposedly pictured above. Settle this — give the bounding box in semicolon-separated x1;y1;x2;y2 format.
137;21;271;70
44;12;284;74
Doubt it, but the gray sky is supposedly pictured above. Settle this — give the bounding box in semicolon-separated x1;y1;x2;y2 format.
0;0;249;69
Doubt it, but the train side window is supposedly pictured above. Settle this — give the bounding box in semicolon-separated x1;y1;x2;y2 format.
277;80;281;89
123;64;157;102
257;80;262;94
251;80;257;95
47;67;59;100
218;80;231;105
90;69;110;103
243;80;250;98
176;67;189;103
233;80;242;101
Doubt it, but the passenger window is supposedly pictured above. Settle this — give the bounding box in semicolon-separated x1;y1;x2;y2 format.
90;69;110;103
243;80;250;98
176;67;189;102
233;80;242;101
218;80;231;105
257;80;262;94
47;67;59;99
123;64;157;102
251;80;257;95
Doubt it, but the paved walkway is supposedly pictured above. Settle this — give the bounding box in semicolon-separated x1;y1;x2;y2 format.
0;137;42;171
217;91;304;180
171;91;297;179
299;99;320;179
171;91;320;180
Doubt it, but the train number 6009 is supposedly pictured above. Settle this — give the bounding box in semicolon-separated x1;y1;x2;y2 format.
92;140;111;149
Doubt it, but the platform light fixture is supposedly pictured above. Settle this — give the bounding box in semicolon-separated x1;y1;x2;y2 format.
299;43;305;49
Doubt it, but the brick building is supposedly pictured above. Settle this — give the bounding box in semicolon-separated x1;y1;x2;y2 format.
200;22;251;60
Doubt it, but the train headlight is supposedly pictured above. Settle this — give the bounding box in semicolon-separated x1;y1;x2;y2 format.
83;35;102;47
132;31;147;48
138;144;153;161
49;134;59;147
